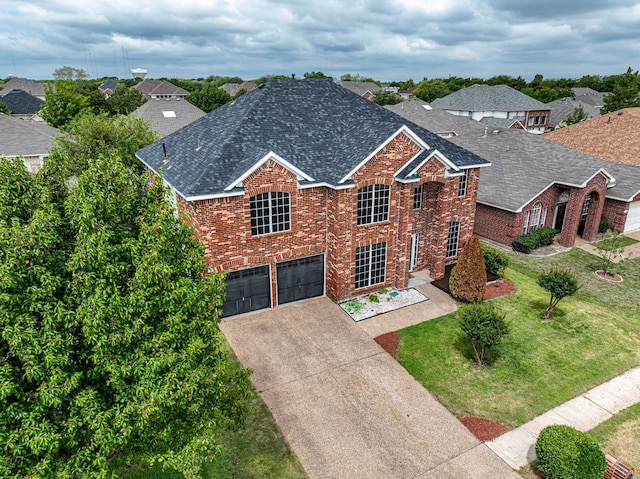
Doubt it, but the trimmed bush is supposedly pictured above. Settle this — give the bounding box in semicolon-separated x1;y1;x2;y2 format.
449;235;487;303
481;244;510;276
535;425;606;479
459;303;509;366
538;268;580;319
599;218;611;233
512;233;539;253
533;226;557;246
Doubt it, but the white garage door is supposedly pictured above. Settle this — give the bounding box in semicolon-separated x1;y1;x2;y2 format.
624;201;640;233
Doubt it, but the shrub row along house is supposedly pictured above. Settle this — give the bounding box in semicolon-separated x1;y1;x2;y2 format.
136;80;489;317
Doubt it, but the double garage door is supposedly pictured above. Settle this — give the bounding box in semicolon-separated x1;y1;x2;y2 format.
222;255;324;318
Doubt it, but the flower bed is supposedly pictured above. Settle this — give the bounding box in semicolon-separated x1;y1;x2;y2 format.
340;288;428;321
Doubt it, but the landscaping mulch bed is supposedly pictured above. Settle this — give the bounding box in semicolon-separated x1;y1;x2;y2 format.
459;416;509;441
374;331;399;358
483;279;516;300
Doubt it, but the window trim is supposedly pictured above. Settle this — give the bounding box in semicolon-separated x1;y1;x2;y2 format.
413;185;423;209
250;191;291;236
355;242;387;289
529;202;542;231
446;221;460;258
357;184;390;225
458;170;468;197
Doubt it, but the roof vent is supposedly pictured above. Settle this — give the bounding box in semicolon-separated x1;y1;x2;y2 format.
492;129;500;135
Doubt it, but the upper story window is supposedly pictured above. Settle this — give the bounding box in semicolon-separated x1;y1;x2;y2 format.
413;185;423;209
528;116;535;126
458;170;468;197
357;184;390;225
250;191;290;235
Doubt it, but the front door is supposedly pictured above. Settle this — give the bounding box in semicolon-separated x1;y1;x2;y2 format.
578;194;592;236
554;203;567;232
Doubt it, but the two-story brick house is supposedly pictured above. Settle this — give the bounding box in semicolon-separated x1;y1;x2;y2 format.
136;80;489;317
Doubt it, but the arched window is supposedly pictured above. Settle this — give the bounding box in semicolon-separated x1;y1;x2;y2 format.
529;202;542;231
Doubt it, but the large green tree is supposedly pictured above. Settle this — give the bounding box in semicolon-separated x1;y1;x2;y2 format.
601;67;640;114
48;112;157;175
53;66;89;81
0;156;253;478
186;84;232;112
41;81;91;128
414;79;451;103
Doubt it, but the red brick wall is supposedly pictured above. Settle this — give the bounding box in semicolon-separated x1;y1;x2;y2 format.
178;134;480;304
474;174;609;247
602;196;638;232
524;109;551;131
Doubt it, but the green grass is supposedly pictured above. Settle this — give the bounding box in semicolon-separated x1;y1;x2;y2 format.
396;249;640;428
124;338;308;479
590;402;640;470
593;235;639;249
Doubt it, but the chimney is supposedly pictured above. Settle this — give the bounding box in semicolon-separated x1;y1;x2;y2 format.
291;73;295;80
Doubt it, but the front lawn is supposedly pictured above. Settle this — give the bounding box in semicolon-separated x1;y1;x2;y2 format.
396;249;640;428
590;402;640;470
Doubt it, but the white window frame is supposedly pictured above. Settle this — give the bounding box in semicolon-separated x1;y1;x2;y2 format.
413;185;423;209
410;233;419;271
458;170;468;197
250;191;291;236
446;222;460;258
529;202;542;232
355;242;387;289
522;210;530;235
357;184;390;225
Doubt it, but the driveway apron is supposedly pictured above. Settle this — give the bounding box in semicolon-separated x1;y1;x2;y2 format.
220;297;520;479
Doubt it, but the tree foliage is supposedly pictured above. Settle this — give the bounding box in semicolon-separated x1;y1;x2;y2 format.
414;79;452;103
48;113;157;176
459;304;509;366
538;268;580;319
53;65;89;81
601;66;640;113
562;104;590;126
186;84;232;113
594;228;630;276
0;157;253;478
449;235;487;303
41;81;91;128
372;89;402;105
304;71;333;80
0;100;9;115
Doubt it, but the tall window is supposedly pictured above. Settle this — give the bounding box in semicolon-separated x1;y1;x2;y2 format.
529;202;542;231
458;170;468;197
446;222;460;258
250;191;291;235
413;185;423;209
522;210;531;235
357;184;390;225
355;242;387;289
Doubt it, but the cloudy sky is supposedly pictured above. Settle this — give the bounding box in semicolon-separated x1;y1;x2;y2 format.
2;0;639;82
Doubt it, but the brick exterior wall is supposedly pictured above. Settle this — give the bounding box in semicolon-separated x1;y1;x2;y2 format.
475;173;609;247
524;109;551;132
602;194;640;232
177;132;479;305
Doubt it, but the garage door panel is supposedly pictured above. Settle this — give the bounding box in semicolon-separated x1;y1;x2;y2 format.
223;266;271;317
277;255;324;305
624;202;640;233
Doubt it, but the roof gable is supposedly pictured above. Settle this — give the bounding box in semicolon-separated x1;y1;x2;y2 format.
431;84;548;112
136;80;489;200
0;90;45;115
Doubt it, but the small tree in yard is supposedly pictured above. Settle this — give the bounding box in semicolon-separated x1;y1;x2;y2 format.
538;268;580;319
459;304;509;366
595;228;630;276
449;235;487;303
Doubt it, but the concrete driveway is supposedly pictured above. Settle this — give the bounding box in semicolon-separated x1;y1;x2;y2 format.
220;297;520;479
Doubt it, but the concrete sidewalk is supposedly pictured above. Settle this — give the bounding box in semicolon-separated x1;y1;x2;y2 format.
487;367;640;469
574;230;640;261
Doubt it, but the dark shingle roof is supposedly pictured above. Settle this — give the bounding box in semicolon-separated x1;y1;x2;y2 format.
387;98;629;211
99;79;118;93
0;90;45;115
546;97;600;128
335;81;381;97
134;79;189;97
136;80;489;199
0;113;59;157
431;84;548;112
0;78;51;98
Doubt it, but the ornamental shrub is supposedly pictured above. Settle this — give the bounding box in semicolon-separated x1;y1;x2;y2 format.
532;226;557;246
599;218;611;233
459;303;509;366
512;233;539;253
481;244;510;277
535;425;606;479
449;235;487;303
538;268;580;319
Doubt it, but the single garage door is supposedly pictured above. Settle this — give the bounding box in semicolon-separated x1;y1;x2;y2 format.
624;201;640;233
277;255;325;305
222;265;271;318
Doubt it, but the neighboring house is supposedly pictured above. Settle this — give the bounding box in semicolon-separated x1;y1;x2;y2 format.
387;98;640;246
571;87;608;109
0;89;45;120
335;81;381;100
220;81;258;97
0;77;51;100
0;113;59;173
545;108;640;232
399;85;418;99
136;80;489;317
431;84;551;134
134;79;189;99
546;97;601;129
98;79;119;98
130;97;206;137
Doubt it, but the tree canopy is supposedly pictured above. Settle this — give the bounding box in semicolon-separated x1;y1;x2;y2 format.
53;66;89;81
0;156;253;478
186;84;232;113
372;89;402;106
41;81;91;128
601;66;640;114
